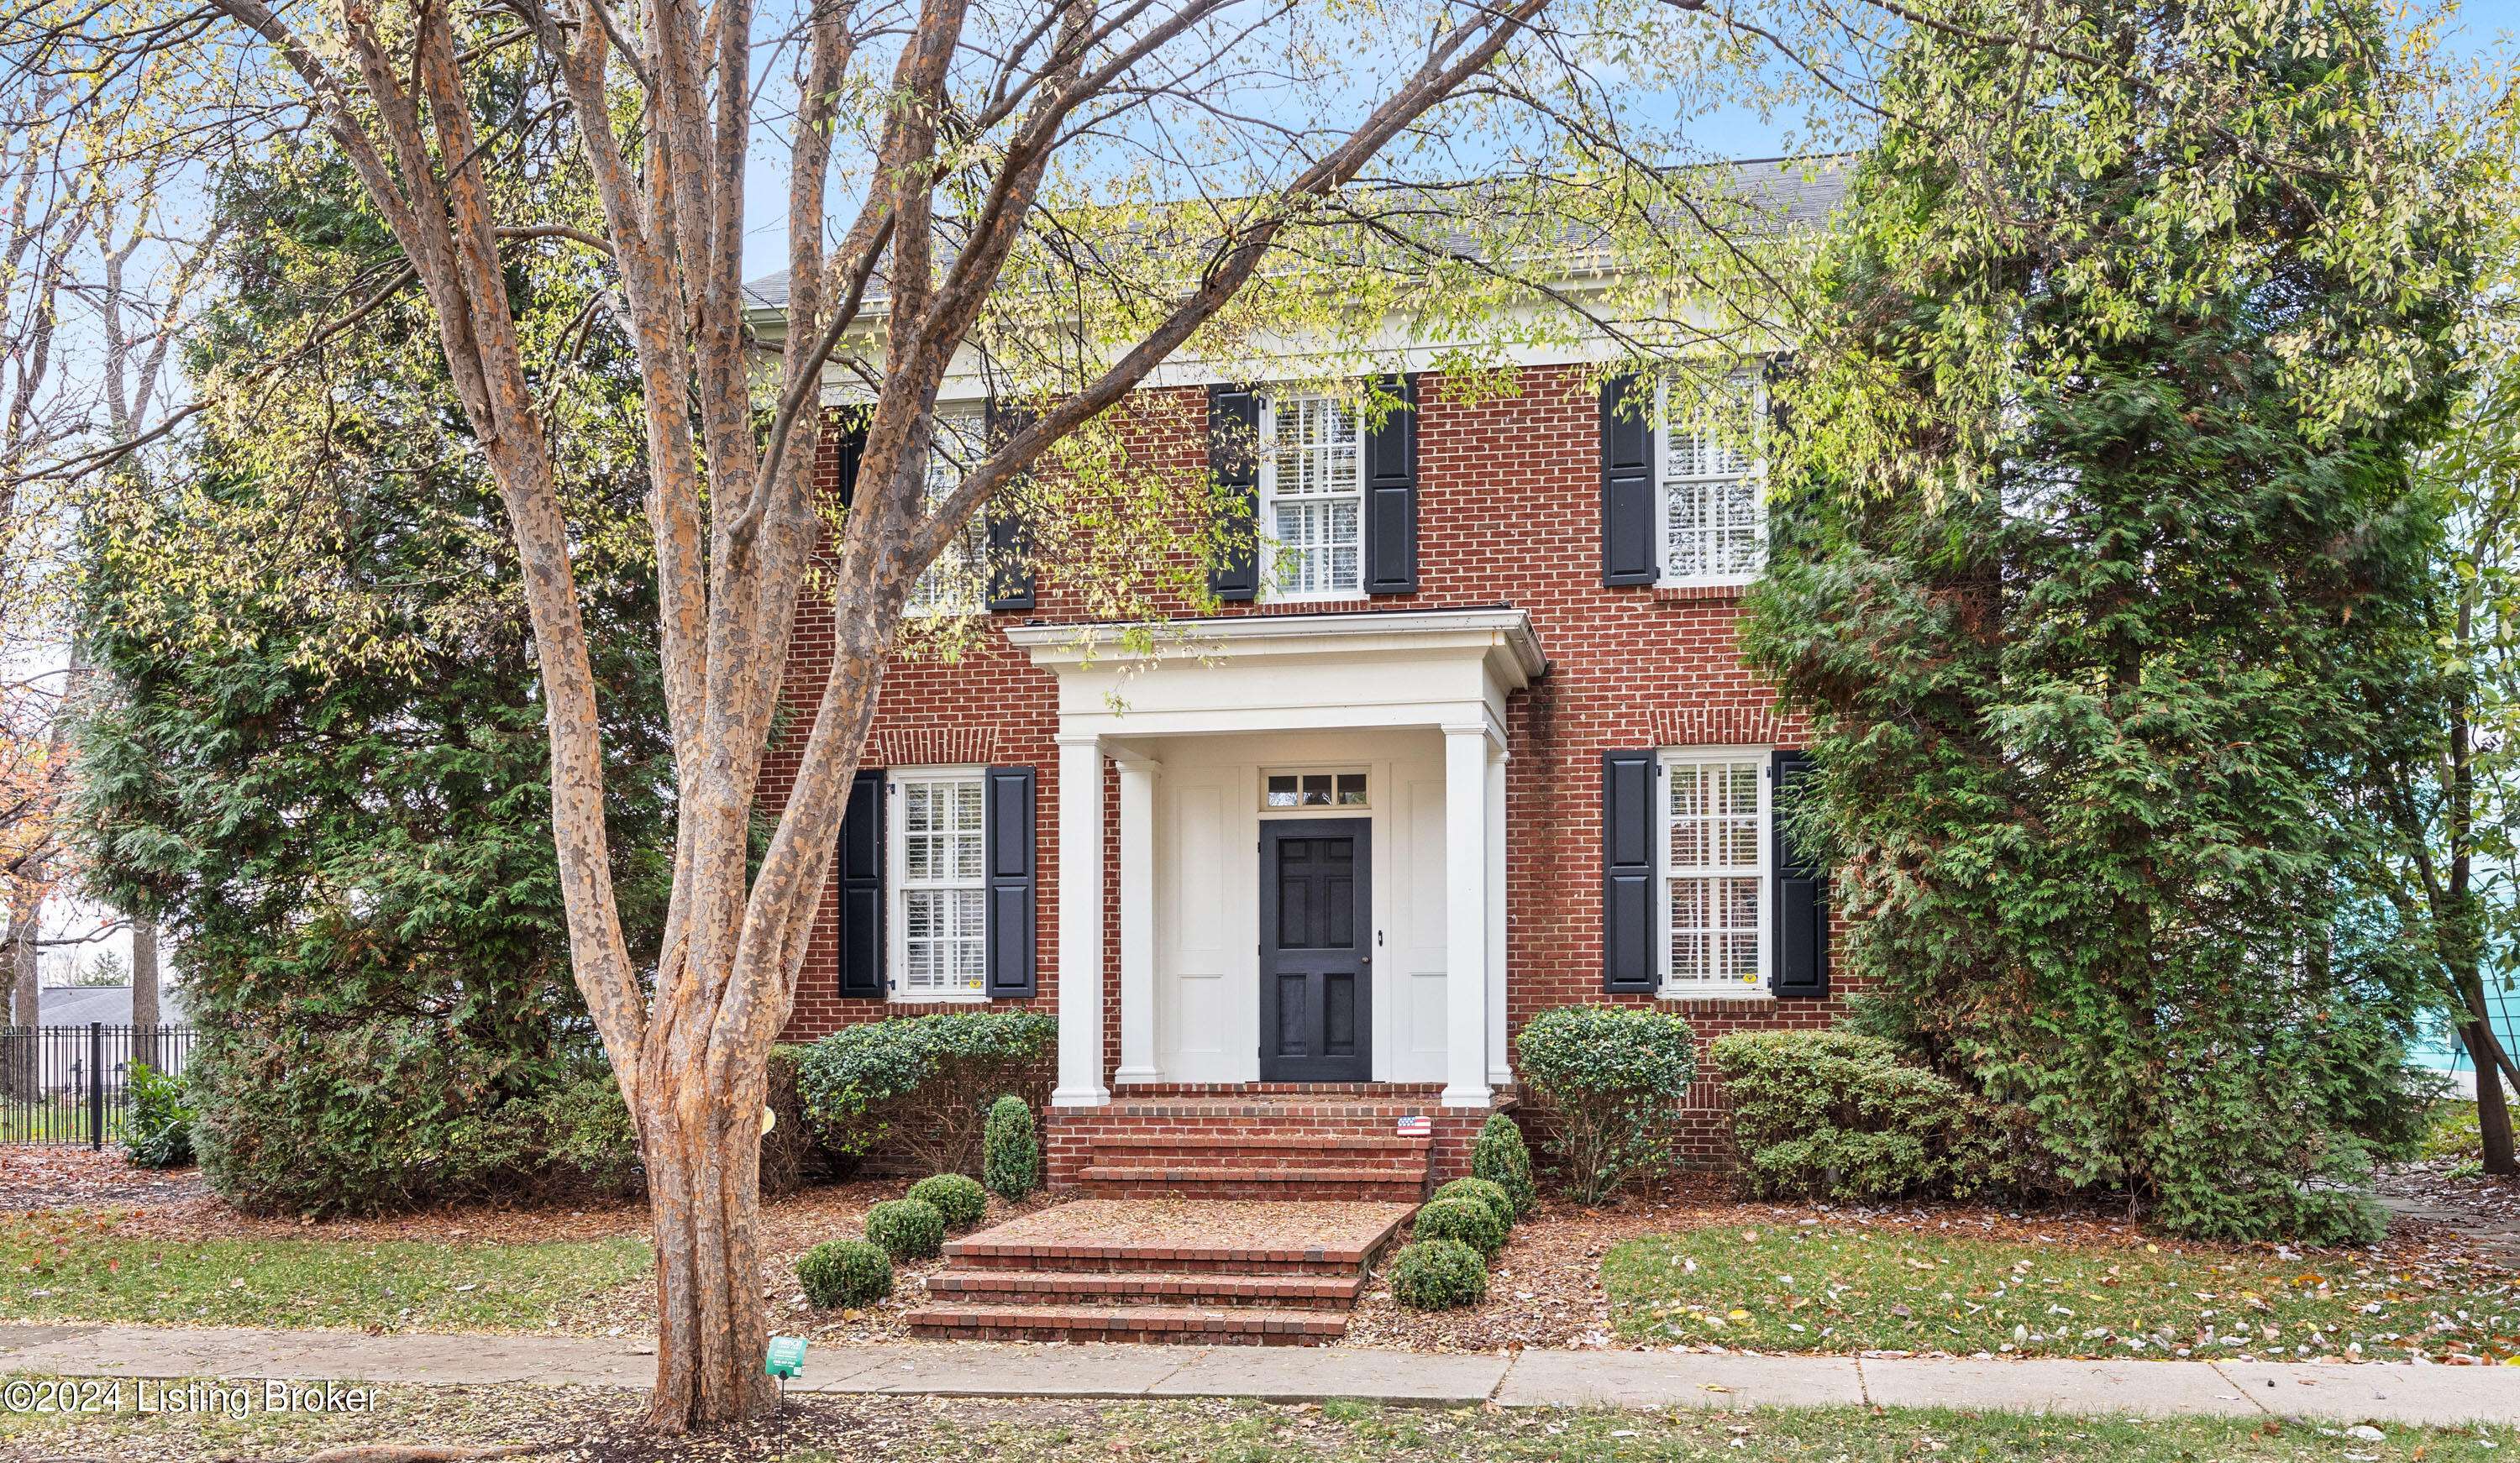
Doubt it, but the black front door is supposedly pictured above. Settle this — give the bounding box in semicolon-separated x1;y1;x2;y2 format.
1259;818;1371;1083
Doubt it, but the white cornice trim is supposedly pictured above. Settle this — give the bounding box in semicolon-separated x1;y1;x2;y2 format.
1001;606;1548;685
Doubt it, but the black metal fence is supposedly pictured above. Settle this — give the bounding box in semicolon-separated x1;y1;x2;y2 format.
0;1024;195;1148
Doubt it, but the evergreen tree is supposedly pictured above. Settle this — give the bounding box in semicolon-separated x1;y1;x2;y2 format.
72;141;675;1213
1743;0;2481;1242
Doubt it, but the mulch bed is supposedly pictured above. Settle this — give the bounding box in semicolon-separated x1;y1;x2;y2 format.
0;1147;209;1213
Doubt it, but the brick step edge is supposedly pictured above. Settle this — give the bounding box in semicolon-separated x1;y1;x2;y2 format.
943;1242;1390;1276
1085;1133;1433;1154
1078;1165;1426;1183
905;1303;1347;1345
1072;1182;1428;1204
922;1268;1362;1309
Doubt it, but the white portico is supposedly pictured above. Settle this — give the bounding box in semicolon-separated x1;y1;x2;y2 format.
1002;608;1546;1110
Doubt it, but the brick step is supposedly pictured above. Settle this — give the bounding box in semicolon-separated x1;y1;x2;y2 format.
942;1213;1407;1276
921;1267;1362;1310
1074;1166;1427;1202
1081;1149;1429;1173
1087;1133;1432;1156
905;1303;1347;1345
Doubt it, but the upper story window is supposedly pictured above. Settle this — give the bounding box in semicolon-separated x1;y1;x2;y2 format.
891;767;987;999
1261;392;1363;600
1660;374;1766;587
906;405;988;617
1662;747;1769;994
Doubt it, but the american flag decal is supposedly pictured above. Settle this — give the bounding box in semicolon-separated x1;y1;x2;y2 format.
1395;1114;1431;1137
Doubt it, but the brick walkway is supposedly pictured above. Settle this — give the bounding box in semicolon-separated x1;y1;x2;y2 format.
3;1322;2517;1426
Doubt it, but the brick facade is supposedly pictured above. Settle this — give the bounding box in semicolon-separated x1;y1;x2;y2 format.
759;362;1860;1172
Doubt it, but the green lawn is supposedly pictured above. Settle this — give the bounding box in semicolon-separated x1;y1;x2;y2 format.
0;1386;2512;1463
0;1215;651;1332
1603;1224;2519;1362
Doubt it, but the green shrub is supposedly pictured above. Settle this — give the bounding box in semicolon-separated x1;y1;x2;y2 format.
761;1046;832;1198
120;1062;195;1169
864;1198;946;1260
1711;1030;2019;1203
796;1240;894;1308
795;1012;1055;1174
907;1174;988;1230
1468;1113;1536;1219
1410;1195;1507;1258
1431;1177;1515;1229
1387;1239;1488;1309
1514;1006;1698;1203
983;1094;1041;1200
503;1067;643;1200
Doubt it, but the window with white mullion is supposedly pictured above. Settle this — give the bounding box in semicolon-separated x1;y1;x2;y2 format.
1660;749;1769;992
1261;392;1362;599
905;406;989;617
892;768;987;998
1658;373;1766;586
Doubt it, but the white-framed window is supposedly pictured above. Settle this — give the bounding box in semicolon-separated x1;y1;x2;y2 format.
890;766;988;999
1660;747;1769;994
1261;768;1369;811
906;405;988;617
1658;372;1766;587
1260;391;1364;600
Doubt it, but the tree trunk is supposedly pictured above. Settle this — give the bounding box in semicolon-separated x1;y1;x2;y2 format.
2462;1018;2517;1175
637;1066;777;1430
130;917;159;1072
3;888;36;1103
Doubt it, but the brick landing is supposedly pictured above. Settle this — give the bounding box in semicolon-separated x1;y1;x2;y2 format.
1043;1087;1509;1198
905;1199;1414;1345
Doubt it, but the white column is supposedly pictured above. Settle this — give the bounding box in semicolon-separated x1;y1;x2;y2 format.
1441;723;1494;1109
1114;753;1160;1083
1487;745;1511;1087
1052;733;1110;1108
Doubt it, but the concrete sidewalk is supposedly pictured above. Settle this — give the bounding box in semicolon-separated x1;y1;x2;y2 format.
2;1323;2513;1427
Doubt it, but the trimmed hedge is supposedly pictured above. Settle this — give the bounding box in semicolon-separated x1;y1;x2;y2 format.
1469;1112;1536;1219
1410;1195;1507;1259
864;1198;946;1260
797;1240;894;1308
983;1095;1041;1200
907;1173;989;1230
1710;1030;2018;1202
1515;1005;1698;1203
1432;1177;1516;1229
795;1012;1055;1175
1387;1239;1488;1309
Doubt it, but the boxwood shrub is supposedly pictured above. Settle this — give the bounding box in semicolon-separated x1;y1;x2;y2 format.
1468;1112;1536;1219
1410;1194;1506;1258
1710;1030;2019;1202
1388;1239;1488;1309
797;1239;894;1308
1515;1005;1698;1203
907;1173;989;1230
983;1094;1042;1200
1431;1177;1516;1229
864;1198;946;1259
795;1011;1055;1174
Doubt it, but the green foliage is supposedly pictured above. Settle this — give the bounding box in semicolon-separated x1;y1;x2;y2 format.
1711;1030;2017;1203
1739;0;2480;1245
71;134;674;1216
796;1240;894;1308
1431;1177;1515;1230
795;1012;1055;1174
1409;1196;1506;1259
864;1198;946;1260
1513;1006;1698;1204
1468;1113;1536;1219
1385;1239;1488;1310
119;1062;194;1169
982;1094;1042;1201
906;1174;989;1230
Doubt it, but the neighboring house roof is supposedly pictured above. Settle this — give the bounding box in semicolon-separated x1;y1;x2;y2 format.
36;984;187;1026
740;155;1856;315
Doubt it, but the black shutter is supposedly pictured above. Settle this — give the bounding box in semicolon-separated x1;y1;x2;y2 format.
1771;748;1828;998
1600;374;1656;586
984;764;1038;999
1603;749;1657;993
1208;383;1261;600
836;767;886;998
834;411;869;509
1363;373;1420;595
982;400;1037;611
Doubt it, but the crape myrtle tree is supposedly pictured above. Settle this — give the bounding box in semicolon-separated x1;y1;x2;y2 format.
71;134;680;1214
13;0;1898;1427
1742;0;2485;1242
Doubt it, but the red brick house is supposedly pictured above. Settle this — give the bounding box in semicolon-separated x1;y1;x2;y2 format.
757;161;1851;1191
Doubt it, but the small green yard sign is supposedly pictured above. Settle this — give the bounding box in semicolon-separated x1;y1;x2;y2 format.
765;1335;808;1379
